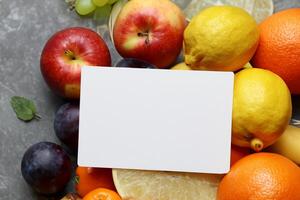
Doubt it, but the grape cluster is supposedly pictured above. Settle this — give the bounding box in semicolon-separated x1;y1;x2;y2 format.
75;0;119;18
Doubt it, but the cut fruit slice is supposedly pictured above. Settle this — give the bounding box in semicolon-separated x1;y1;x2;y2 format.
184;0;274;23
113;169;223;200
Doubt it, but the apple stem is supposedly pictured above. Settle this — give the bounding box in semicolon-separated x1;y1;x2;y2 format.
138;31;150;45
64;50;76;60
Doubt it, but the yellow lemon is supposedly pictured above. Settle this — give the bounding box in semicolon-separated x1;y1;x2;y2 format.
184;6;259;71
171;62;192;70
232;68;292;152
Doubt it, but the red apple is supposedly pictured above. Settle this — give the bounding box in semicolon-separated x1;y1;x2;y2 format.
113;0;186;69
40;27;111;99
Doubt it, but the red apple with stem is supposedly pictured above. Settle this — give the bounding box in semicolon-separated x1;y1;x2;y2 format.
40;27;111;99
113;0;186;69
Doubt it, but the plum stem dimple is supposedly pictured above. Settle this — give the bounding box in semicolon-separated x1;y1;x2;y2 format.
251;138;264;152
64;50;76;60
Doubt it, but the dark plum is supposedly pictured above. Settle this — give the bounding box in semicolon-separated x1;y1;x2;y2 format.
54;102;79;152
114;58;156;69
21;142;72;194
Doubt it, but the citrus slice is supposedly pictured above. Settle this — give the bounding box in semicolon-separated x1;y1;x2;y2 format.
184;0;273;23
112;169;222;200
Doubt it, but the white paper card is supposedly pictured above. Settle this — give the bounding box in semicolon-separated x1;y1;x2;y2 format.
78;67;234;174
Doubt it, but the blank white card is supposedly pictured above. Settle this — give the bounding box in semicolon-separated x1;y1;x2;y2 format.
78;67;234;174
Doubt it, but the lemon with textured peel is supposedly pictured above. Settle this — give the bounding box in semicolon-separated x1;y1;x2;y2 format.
184;0;273;23
113;169;222;200
232;68;292;152
171;62;191;70
184;6;259;71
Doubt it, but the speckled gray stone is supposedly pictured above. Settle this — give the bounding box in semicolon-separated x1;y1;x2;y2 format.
0;0;299;199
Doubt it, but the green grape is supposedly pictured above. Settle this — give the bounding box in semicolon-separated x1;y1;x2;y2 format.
92;0;108;7
75;0;96;15
108;0;118;4
93;4;112;20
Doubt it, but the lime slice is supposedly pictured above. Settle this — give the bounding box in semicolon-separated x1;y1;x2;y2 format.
184;0;274;23
113;169;223;200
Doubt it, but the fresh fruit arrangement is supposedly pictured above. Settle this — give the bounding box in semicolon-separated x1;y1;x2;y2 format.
17;0;300;199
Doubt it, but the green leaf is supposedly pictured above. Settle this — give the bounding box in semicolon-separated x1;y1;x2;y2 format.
10;96;40;122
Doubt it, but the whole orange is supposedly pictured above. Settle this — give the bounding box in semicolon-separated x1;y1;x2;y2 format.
76;167;116;197
217;153;300;200
83;188;122;200
251;8;300;94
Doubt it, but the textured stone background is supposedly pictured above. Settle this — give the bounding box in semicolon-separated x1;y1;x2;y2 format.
0;0;300;199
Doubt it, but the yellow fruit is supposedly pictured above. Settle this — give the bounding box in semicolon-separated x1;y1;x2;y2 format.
184;0;273;23
232;68;292;152
184;6;259;71
113;169;223;200
171;62;191;70
267;125;300;165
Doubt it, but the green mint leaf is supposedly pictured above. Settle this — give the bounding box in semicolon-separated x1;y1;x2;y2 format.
10;96;40;122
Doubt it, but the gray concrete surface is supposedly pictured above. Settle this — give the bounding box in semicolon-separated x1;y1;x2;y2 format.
0;0;300;199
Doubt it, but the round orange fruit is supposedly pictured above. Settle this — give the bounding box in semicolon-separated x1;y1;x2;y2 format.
83;188;122;200
76;167;115;197
217;153;300;200
251;8;300;94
